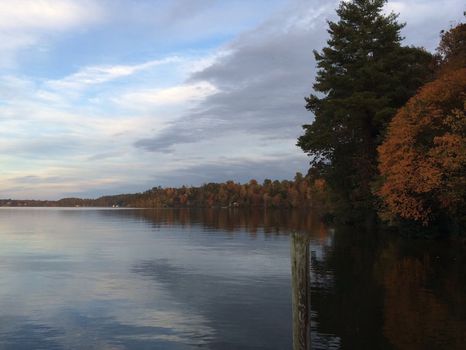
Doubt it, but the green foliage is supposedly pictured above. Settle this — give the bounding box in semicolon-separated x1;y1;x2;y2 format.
297;0;433;216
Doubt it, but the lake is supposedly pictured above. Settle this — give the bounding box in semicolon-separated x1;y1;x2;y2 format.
0;208;464;349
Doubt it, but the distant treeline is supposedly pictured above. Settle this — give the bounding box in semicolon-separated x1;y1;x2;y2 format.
0;173;329;209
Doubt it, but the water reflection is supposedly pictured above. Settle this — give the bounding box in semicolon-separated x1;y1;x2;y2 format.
377;240;466;349
0;208;464;349
104;207;325;236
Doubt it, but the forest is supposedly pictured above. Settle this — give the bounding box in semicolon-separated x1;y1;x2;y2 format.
0;173;329;209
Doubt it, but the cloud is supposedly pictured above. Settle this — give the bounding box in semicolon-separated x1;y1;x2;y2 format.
0;173;128;200
46;57;182;91
386;0;466;49
0;0;100;30
0;136;81;158
134;0;335;152
115;82;218;110
0;0;102;66
135;124;206;153
134;100;229;152
151;154;310;186
7;175;58;185
99;0;287;45
134;0;465;154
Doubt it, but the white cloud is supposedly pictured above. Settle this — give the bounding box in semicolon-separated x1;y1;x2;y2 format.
384;0;465;49
0;0;102;66
115;82;218;109
46;57;182;91
0;0;101;30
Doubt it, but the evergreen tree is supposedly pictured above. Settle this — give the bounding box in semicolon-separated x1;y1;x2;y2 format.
297;0;433;217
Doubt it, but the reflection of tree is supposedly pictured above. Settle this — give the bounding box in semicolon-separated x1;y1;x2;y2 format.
109;208;324;237
310;225;392;349
309;221;466;350
379;243;466;350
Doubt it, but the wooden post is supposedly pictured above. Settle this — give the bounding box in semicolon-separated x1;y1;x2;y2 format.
290;232;311;350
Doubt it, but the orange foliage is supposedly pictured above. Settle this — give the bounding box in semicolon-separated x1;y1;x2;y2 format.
377;69;466;224
437;23;466;73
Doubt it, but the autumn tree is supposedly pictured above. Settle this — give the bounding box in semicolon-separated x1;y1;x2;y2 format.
297;0;433;216
378;21;466;226
436;21;466;73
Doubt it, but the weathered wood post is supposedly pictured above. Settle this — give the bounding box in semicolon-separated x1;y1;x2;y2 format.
290;232;311;350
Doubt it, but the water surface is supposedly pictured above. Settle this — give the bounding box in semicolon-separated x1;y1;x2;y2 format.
0;208;464;349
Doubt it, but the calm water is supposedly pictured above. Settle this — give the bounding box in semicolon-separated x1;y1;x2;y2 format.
0;208;464;349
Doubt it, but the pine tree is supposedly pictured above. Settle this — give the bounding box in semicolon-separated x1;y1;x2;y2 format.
297;0;433;217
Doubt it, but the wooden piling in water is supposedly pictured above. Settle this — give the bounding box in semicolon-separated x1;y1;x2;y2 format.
290;232;311;350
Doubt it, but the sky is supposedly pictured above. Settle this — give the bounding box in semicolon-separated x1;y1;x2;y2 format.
0;0;464;200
